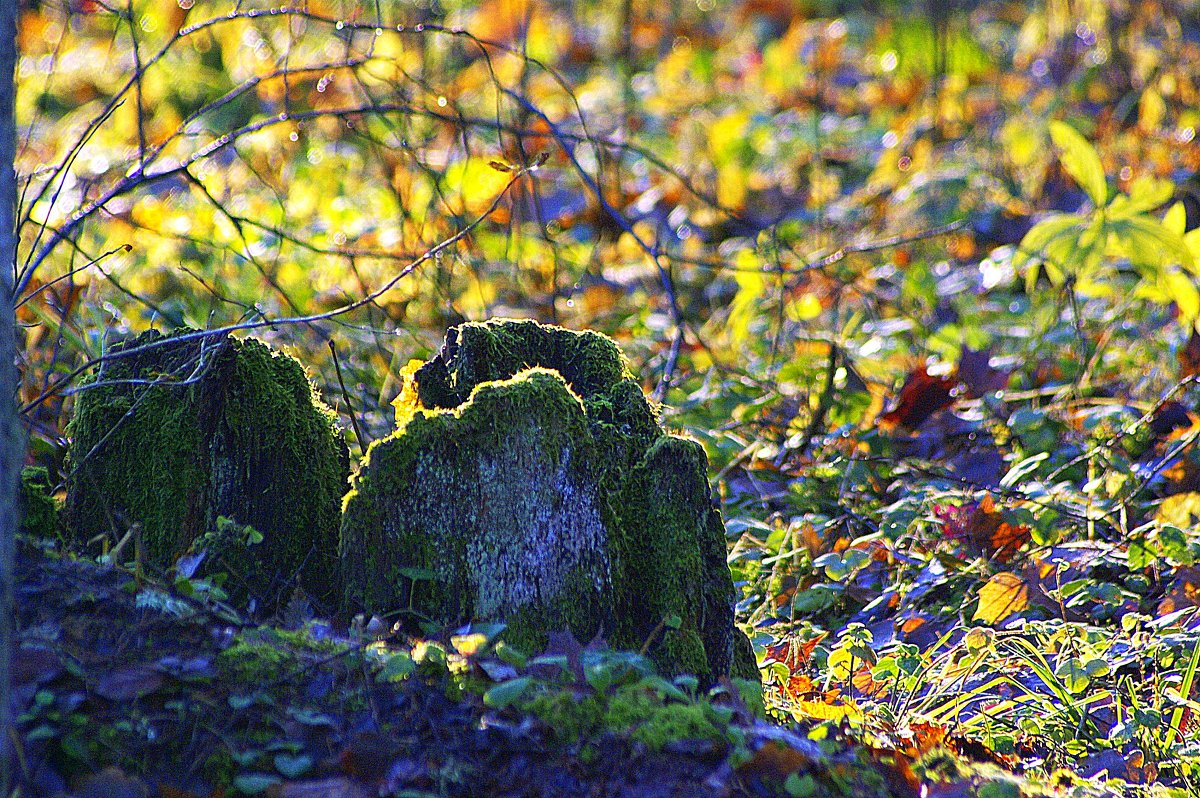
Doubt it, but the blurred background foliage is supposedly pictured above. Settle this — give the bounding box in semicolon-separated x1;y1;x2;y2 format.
15;0;1200;785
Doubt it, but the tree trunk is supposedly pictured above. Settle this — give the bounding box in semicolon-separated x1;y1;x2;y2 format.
0;1;21;792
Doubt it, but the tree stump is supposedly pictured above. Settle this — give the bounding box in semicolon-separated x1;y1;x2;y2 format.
341;319;757;680
65;329;349;608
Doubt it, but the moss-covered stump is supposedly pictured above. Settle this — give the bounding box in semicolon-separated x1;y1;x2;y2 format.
64;329;350;608
20;466;59;539
342;319;756;680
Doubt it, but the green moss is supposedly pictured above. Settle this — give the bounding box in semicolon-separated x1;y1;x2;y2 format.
522;691;605;745
65;329;349;607
518;682;729;753
342;320;750;685
610;436;732;678
343;367;614;649
414;318;629;409
603;687;725;751
216;627;346;684
20;466;60;539
217;634;293;684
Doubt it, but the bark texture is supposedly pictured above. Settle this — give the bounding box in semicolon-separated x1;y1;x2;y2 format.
342;319;757;681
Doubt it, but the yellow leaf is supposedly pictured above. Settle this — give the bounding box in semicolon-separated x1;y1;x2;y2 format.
1049;121;1108;207
727;250;765;345
1000;118;1040;168
1158;492;1200;528
1139;88;1167;132
973;572;1029;625
1164;202;1188;236
391;359;425;429
785;293;823;322
443;159;512;214
790;699;863;724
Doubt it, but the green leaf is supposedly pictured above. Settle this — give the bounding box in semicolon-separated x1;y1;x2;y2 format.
1015;214;1086;288
483;676;533;709
1049;121;1108;206
377;651;415;682
785;773;817;797
1108;176;1175;219
1125;215;1195;273
1054;657;1090;694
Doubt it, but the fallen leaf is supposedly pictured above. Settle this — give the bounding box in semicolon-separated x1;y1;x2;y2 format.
973;572;1029;624
1180;327;1200;377
936;497;1031;562
735;740;813;779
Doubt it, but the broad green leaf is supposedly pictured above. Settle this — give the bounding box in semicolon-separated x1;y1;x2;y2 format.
233;775;281;795
483;676;533;709
274;753;313;779
1054;657;1090;694
1049;121;1108;206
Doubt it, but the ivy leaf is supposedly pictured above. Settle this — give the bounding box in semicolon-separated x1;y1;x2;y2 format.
1049;121;1108;206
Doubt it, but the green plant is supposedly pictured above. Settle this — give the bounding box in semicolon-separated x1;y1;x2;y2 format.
1015;121;1200;326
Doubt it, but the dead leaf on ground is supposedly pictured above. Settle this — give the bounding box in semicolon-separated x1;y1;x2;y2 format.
1180;327;1200;377
934;497;1032;562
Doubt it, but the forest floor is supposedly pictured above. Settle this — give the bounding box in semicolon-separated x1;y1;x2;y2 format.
9;538;1114;798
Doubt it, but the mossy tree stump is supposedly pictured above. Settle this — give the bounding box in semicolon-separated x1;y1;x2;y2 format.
341;319;757;680
65;329;350;608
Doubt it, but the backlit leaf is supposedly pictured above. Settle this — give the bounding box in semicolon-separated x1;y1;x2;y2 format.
973;572;1029;624
1049;121;1108;206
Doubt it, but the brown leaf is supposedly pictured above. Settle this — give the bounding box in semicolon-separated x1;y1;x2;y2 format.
763;633;825;671
1180;327;1200;378
1150;401;1193;438
338;732;397;782
938;496;1031;563
879;367;958;431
